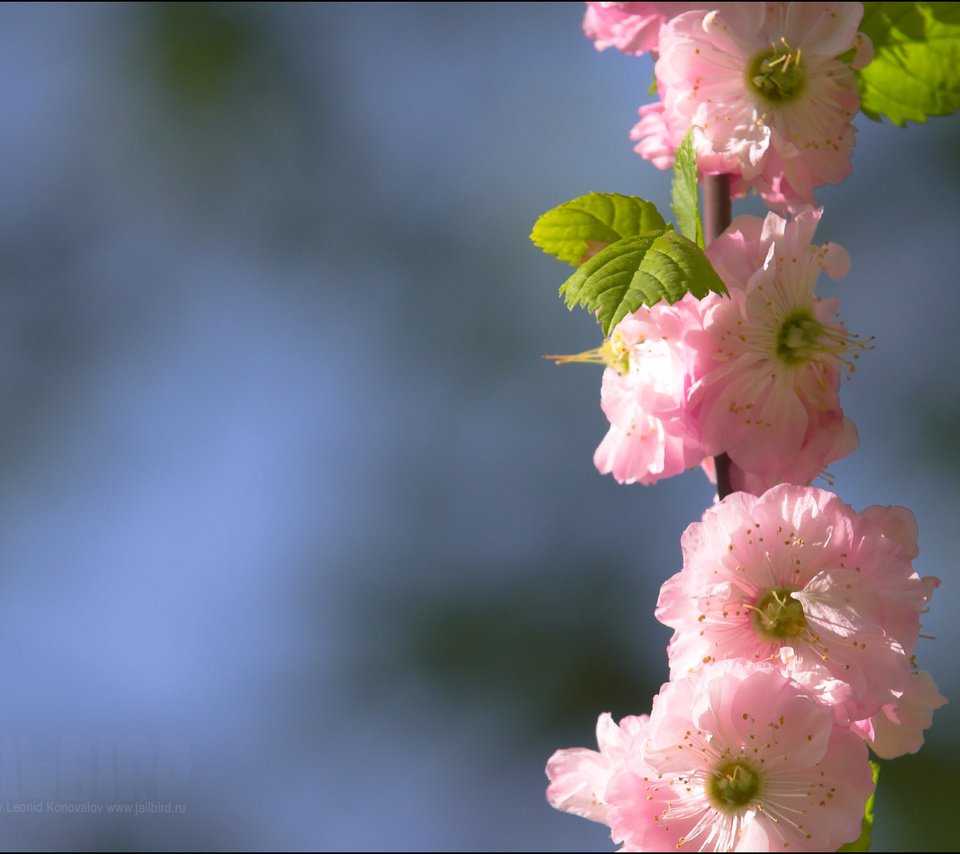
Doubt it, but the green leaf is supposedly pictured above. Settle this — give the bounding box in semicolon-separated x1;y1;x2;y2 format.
559;229;727;336
530;193;667;267
858;2;960;125
838;761;880;852
671;129;703;249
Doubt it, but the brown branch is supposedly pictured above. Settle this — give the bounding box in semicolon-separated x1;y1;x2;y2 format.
702;174;734;500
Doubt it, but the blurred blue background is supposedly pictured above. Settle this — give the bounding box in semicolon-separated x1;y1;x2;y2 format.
0;2;956;850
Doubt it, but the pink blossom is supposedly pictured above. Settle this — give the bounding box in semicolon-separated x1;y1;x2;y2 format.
851;671;948;759
629;99;678;170
656;485;939;724
582;3;713;57
590;294;706;485
546;712;650;826
687;207;863;490
583;3;666;56
605;660;873;851
634;3;873;207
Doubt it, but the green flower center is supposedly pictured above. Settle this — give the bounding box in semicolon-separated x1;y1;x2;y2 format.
707;760;762;812
746;39;807;105
775;310;825;366
752;587;807;640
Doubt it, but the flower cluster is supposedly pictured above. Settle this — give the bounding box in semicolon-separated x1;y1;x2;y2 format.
587;3;873;208
543;3;946;851
590;206;862;494
547;486;944;851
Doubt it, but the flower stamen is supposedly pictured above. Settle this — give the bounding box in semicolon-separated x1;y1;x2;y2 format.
544;336;634;375
708;760;762;813
774;310;874;371
750;588;807;640
747;38;807;105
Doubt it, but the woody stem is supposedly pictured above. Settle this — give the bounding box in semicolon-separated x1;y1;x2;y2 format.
703;173;734;500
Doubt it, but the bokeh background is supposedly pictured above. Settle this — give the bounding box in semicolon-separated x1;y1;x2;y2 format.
0;2;956;850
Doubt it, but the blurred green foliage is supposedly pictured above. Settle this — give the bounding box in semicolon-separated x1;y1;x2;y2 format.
356;560;665;741
146;2;257;106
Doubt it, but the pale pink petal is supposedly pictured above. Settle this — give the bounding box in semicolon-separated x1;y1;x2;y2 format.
850;31;873;69
583;2;666;56
546;747;614;822
546;712;651;823
783;2;865;57
860;504;919;559
630;100;679;170
606;767;699;851
855;671;948;759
